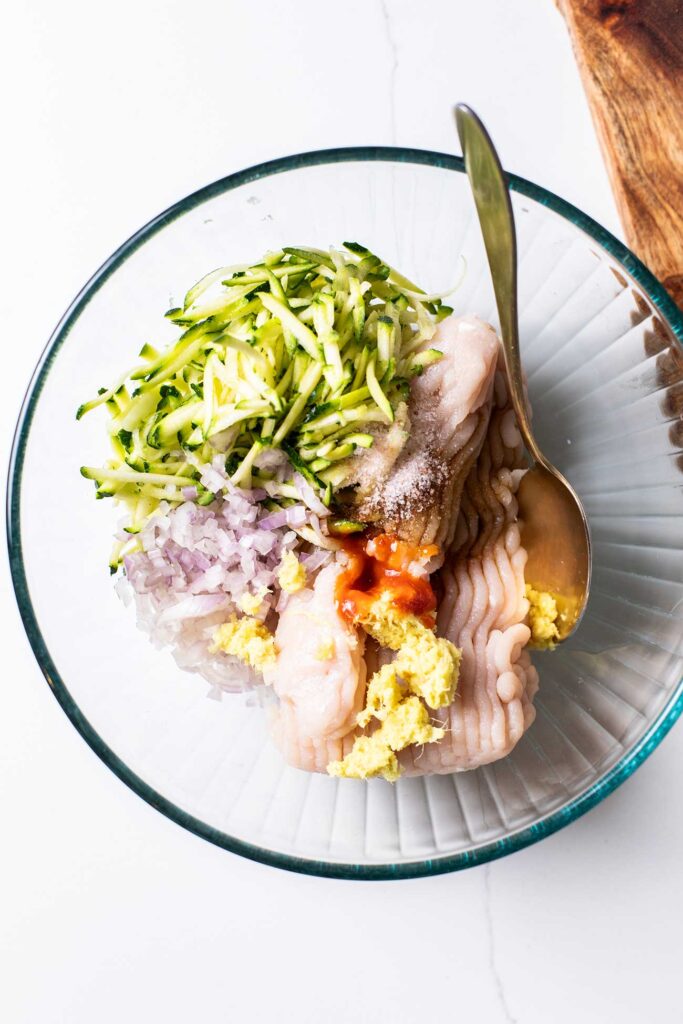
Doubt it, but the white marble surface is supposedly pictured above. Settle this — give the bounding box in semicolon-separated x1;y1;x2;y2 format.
2;2;681;1021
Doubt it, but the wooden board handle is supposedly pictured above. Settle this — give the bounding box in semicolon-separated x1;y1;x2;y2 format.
556;0;683;309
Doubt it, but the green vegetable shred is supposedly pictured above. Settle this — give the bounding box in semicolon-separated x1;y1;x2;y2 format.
79;243;457;558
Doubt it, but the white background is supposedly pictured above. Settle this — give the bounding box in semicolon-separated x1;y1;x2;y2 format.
2;2;681;1022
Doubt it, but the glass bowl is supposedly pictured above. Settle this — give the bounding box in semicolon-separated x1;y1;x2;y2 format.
8;148;683;879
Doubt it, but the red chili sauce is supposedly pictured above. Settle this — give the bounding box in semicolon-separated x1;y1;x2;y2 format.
335;533;438;627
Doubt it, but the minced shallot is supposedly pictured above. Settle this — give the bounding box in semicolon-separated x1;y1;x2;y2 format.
120;486;333;694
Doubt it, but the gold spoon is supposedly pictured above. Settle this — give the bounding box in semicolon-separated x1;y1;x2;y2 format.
455;104;591;641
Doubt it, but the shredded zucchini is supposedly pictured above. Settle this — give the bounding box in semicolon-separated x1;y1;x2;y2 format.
79;243;461;529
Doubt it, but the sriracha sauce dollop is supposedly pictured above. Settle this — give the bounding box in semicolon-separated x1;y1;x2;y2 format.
335;533;438;627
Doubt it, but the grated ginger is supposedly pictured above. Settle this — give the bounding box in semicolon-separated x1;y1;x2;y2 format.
327;594;459;782
238;588;268;616
278;550;307;593
211;616;277;672
356;592;460;708
525;585;560;649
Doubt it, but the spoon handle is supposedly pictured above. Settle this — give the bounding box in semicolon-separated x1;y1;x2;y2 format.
454;105;542;466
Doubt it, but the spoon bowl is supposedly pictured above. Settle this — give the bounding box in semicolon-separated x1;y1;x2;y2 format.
516;463;590;639
456;104;592;641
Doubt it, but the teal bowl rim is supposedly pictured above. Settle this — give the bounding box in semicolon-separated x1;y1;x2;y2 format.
7;146;683;880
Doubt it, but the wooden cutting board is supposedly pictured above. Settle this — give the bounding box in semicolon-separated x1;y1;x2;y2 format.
556;0;683;309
